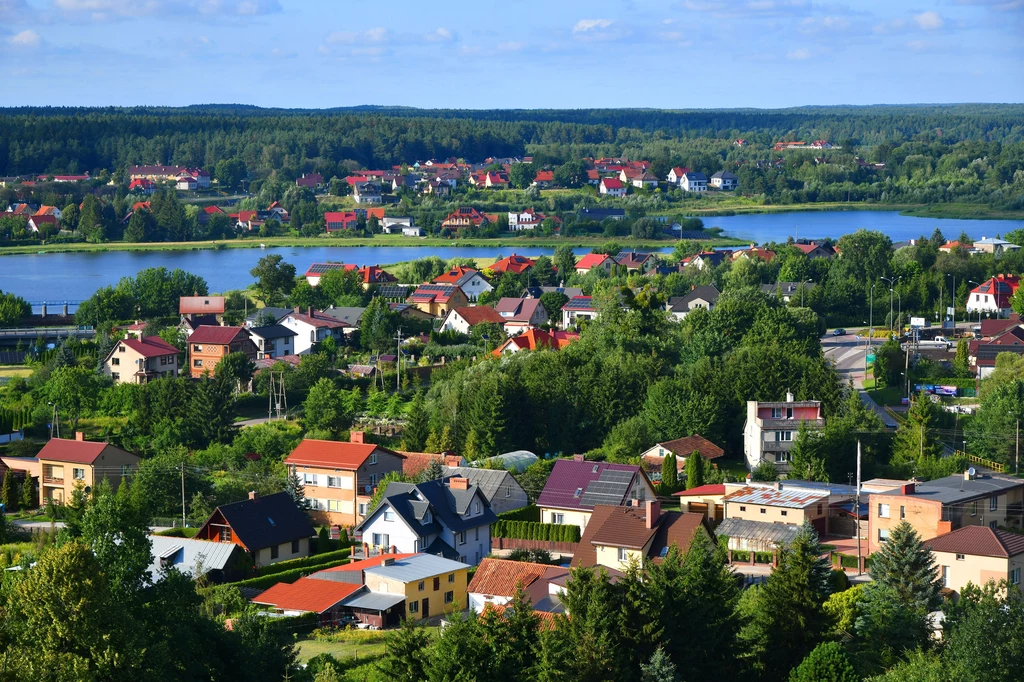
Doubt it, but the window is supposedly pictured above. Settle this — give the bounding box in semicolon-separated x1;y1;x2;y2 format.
956;553;965;561
991;496;998;512
771;407;782;419
358;503;367;516
775;451;790;464
942;566;950;588
990;520;999;529
1012;568;1021;585
418;581;425;591
474;501;481;515
739;506;746;512
193;359;203;367
433;577;440;590
327;476;341;488
458;532;466;546
900;506;906;520
160;356;168;365
551;513;564;524
878;528;890;543
328;500;343;512
444;591;454;604
111;357;120;366
760;508;766;514
369;453;377;465
817;504;823;514
475;527;479;541
291;539;300;554
505;485;512;498
303;473;318;486
384;511;395;522
618;547;629;562
369;473;378;486
219;527;231;542
73;468;85;480
118;345;126;352
192;345;202;352
270;545;279;560
971;501;977;516
781;510;788;517
111;372;119;381
408;601;419;613
786;407;794;419
448;572;455;583
878;504;890;519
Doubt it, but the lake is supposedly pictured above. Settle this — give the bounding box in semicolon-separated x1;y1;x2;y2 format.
2;210;1023;305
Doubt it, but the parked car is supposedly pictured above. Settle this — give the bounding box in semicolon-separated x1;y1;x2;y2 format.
832;328;846;336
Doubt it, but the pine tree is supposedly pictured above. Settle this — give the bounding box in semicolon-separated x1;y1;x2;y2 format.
419;457;444;483
285;470;306;509
479;586;541;682
403;391;430;452
867;521;942;611
376;619;430;682
641;647;678;682
953;338;971;378
660;453;678;494
685;451;704;489
2;471;19;512
891;396;943;469
21;476;35;509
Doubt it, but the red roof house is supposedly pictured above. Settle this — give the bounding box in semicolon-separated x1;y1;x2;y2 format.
489;254;535;275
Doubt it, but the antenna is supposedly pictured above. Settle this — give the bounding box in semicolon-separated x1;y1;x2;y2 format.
268;370;287;420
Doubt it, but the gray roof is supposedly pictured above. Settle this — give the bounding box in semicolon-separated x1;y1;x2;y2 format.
318;306;366;325
442;467;519;502
711;171;738;179
684;171;708;181
363;553;470;582
716;518;801;546
356;478;498;538
245;307;291;325
248;324;297;341
147;535;239;581
668;285;720;311
340;589;406;611
893;474;1024;505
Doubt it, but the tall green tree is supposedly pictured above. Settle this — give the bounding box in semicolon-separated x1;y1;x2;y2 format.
789;642;858;682
249;254;296;305
553;246;576;283
376;619;431;682
303;378;350;435
660;452;678;494
403;391;430;452
685;451;704;489
640;647;678;682
1;470;18;512
360;297;400;353
865;521;941;612
532;255;556;286
426;608;489;682
478;587;541;682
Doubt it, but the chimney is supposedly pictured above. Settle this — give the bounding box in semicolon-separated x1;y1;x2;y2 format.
450;477;469;491
350;431;365;444
645;500;660;529
293;306;300;314
901;483;916;495
308;307;315;317
573;454;585;461
785;391;794;402
75;431;85;442
248;490;258;501
963;470;974;481
383;557;395;566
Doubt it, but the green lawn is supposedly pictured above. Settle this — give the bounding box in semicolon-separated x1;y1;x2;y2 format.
0;366;32;378
295;638;386;663
869;386;906;407
712;457;749;483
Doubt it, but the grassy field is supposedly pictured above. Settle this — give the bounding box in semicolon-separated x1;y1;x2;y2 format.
294;638;386;663
0;367;32;378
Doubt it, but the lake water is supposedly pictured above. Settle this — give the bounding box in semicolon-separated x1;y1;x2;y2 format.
2;210;1023;304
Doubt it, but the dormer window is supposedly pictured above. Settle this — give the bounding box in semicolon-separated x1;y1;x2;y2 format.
592;465;599;473
573;487;583;498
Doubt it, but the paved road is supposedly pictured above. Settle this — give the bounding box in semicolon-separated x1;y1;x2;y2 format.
821;334;901;428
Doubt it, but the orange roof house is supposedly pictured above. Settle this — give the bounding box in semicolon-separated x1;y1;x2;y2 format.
253;577;362;617
492;328;579;356
489;254;535;275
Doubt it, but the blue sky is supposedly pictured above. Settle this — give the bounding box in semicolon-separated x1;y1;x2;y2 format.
0;0;1021;108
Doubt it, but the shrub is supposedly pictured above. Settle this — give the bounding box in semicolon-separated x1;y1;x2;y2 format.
312;627;388;644
498;505;540;523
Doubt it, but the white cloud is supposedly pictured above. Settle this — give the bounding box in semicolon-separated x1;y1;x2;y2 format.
873;17;907;33
326;27;389;45
424;27;454;42
914;11;944;29
497;41;525;52
787;47;810;59
52;0;282;20
573;18;613;33
7;29;40;47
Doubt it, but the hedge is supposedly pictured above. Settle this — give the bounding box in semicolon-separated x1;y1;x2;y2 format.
254;547;351;577
498;505;540;523
231;557;352;591
491;519;580;543
838;553;859;569
731;550;750;562
754;551;774;564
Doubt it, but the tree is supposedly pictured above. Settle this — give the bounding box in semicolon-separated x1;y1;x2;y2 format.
45;365;99;432
539;291;570;320
249;254;296;305
788;642;858;682
215;158;247;192
532;256;556;286
21;475;36;509
376;619;431;682
285;469;306;509
509;163;534;189
61;202;80;231
866;521;941;612
890;396;944;473
403;391;430;452
685;451;704;489
214;351;256;390
553;246;576;283
660;452;678;494
81;480;152;599
2;470;18;512
426;608;489;682
942;582;1024;682
303;378;350;435
478;587;541;682
360;297;400;353
789;422;829;482
0;290;30;326
953;338;971;378
640;647;677;682
124;207;156;243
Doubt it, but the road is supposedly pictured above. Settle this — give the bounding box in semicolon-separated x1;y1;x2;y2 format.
821;333;901;428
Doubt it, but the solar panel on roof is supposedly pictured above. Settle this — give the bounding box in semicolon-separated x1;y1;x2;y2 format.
599;470;634;484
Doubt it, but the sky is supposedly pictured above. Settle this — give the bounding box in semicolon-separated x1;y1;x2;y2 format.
0;0;1021;109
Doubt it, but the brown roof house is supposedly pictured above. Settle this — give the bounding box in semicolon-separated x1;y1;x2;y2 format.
187;326;257;378
37;434;140;506
639;434;725;481
438;306;505;336
179;296;225;334
101;336;180;385
928;525;1024;599
194;491;316;567
467;558;569;615
571;501;714;571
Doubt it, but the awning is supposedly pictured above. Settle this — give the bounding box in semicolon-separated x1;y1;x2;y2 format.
340;591;406;611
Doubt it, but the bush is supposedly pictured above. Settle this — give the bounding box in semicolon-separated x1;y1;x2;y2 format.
231;557;351;591
498;505;540;523
154;527;199;538
732;550;750;562
317;527;330;553
839;553;859;569
254;547;351;577
754;551;774;564
830;568;851;593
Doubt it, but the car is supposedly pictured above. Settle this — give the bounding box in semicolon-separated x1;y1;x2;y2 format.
832;328;846;336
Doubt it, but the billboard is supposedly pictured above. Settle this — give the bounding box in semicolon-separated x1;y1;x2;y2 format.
910;317;926;327
914;384;959;397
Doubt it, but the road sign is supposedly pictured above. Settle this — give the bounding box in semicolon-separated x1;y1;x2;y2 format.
947;306;955;316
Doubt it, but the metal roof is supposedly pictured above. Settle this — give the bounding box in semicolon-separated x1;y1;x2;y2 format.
716;518;801;546
892;474;1024;505
363;553;470;583
725;486;829;508
147;535;239;580
340;590;406;611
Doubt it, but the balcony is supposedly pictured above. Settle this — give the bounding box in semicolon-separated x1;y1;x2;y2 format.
761;441;795;452
758;418;825;429
43;476;64;485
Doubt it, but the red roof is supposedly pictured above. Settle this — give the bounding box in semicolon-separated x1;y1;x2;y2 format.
600;177;624;190
38;438;112;464
468;558;549;597
534;170;555;183
927;525;1024;558
433;265;479;285
670;167;689;176
490;254;535;275
673;484;727;497
203;205;225;215
574;253;611;270
447;306;504;326
237;211;256;222
188;325;247;344
285;439;387;469
286;311;347;330
358;265;396;284
180;296;225;315
792;242;834;256
120;336;179;358
252;577;362;614
316;553;418;574
971;274;1020;310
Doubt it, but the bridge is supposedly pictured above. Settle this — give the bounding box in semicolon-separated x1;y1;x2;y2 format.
0;326;96;345
25;301;84;316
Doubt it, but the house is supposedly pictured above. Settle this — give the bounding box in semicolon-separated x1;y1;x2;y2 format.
939;240;971;254
710;171;738;190
967;274;1020;317
313;553;472;624
176;177;198;191
639;435;725;480
285;434;405;527
244;306;291;328
536;456;656;532
357;265;397;287
972;237;1020;256
280;308;348;355
247;325;298;360
296;173;323;189
432;266;492;301
673;484;728;521
34;205;62;220
970;325;1024;378
532;170;555;188
482;171;510;189
680;172;708;192
441;467;528;516
317;306;366;333
128;165;189;182
681;251;730;271
324;211;360;232
599;177;626;197
667;167;690;185
614;251;656;273
147;535;249;583
867;473;1024;553
195;491;316;567
773;141;807;151
927;526;1024;599
187;326;257;378
391;174;420;192
179;296;225;328
101;336;179;384
574;253;615;276
732;246;777;263
36;434;140;506
792;242;835;259
355;477;497;565
27;215;58;234
494;297;548;333
253;577;362;624
492;328;578;356
762;281;817;304
724;486;830;537
571;502;715;571
304;262;351;286
381;217;423;236
561;296;599;328
353;181;383;204
439;306;505;335
577;207;625;222
743;392;825;472
468;558;568;614
423;179;452;197
508;208;559;231
406;284;469;317
809;140;833;149
129;178;155;194
442;207;490;230
489;254;535;275
667;285;721;320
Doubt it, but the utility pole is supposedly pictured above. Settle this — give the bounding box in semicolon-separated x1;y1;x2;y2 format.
181;461;186;528
856;440;862;577
394;327;403;393
1017;418;1020;476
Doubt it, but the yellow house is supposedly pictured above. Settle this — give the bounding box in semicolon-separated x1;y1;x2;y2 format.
405;284;469;317
723;485;830;536
360;553;470;621
927;525;1024;599
673;484;727;521
37;434;140;506
101;335;180;385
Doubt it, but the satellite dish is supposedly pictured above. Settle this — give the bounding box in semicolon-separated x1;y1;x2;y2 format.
968;467;977;477
84;486;92;494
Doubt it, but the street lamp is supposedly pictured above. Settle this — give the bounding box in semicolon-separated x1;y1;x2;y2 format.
880;276;900;332
801;278;812;307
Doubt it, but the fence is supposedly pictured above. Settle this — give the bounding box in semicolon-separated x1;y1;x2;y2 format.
955;451;1005;473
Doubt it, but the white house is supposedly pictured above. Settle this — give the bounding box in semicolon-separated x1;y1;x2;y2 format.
666;285;720;320
247;324;298;359
561;296;599;328
710;171;738;190
176;177;198;191
599;177;627;197
681;172;708;192
279;308;347;355
353;182;383;204
966;275;1020;317
354;478;497;566
431;267;492;302
382;217;424;237
743;393;825;472
508;208;552;231
667;167;689;185
438;306;505;335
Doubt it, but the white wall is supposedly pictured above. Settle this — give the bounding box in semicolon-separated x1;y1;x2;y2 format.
362;505;423;553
